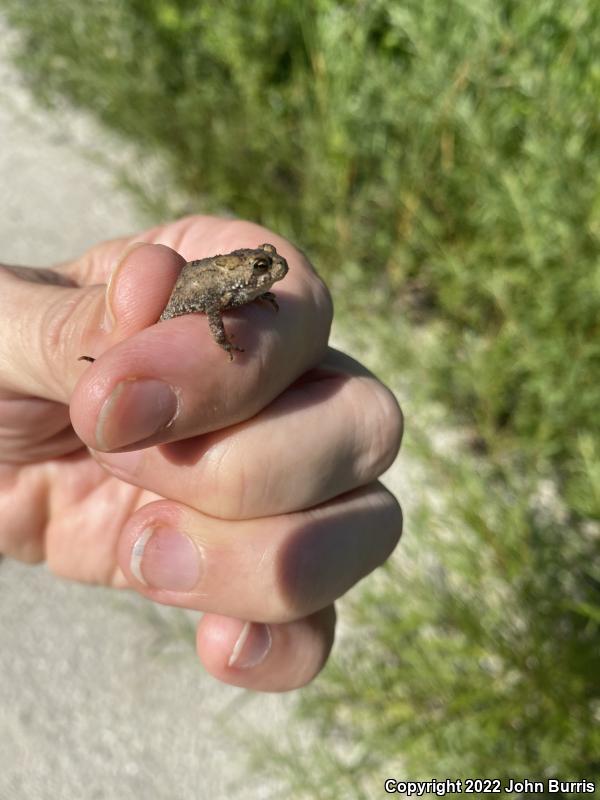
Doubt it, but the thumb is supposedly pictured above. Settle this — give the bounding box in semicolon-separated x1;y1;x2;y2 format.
0;242;182;403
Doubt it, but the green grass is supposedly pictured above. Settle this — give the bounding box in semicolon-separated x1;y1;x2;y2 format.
3;0;599;793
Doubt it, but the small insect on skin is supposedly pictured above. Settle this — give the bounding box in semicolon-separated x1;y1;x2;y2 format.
78;243;289;363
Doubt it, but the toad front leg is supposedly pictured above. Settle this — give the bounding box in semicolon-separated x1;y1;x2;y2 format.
258;291;279;311
207;306;244;361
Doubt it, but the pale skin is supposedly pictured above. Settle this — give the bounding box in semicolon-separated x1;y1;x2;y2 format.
0;215;403;692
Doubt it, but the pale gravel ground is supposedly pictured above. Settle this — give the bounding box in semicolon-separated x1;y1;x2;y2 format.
0;18;408;800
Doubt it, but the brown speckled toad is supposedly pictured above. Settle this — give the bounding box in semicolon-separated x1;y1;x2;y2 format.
77;244;288;364
160;243;288;360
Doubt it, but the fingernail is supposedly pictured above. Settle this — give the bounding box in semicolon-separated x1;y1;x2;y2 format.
96;378;179;450
228;622;272;669
130;527;201;591
103;241;147;332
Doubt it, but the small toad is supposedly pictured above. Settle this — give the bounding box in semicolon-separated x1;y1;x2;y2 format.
78;243;288;363
160;243;288;359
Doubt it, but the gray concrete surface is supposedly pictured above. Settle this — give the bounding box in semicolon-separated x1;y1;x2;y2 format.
0;561;293;799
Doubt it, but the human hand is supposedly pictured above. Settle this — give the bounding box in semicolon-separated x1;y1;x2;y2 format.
0;215;403;691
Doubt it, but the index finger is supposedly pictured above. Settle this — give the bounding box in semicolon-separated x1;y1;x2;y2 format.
70;218;333;452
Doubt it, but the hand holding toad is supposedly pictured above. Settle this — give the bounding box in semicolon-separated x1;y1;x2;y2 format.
0;215;403;692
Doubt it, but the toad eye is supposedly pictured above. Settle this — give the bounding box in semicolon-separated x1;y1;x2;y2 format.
253;258;270;271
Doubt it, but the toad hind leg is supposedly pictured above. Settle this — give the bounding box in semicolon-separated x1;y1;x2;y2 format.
207;307;244;361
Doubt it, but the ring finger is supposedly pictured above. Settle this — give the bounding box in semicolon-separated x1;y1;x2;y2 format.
118;481;402;623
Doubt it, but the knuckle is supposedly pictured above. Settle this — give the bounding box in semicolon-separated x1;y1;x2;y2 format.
311;272;334;331
268;518;332;623
42;288;87;361
201;439;255;519
4;544;45;564
203;436;281;520
355;382;404;481
0;519;45;561
0;483;46;563
301;261;334;359
39;287;98;397
267;583;309;624
378;486;404;548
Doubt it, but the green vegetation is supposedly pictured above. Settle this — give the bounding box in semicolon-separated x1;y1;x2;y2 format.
3;0;599;793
